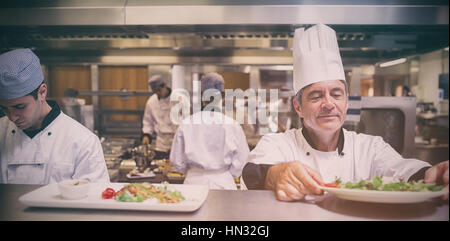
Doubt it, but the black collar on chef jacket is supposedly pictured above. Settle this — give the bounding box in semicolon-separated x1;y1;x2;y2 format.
21;100;61;139
301;127;345;156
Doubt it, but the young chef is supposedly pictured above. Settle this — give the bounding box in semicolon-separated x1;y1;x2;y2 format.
170;72;250;189
141;75;177;159
241;24;449;201
0;48;110;184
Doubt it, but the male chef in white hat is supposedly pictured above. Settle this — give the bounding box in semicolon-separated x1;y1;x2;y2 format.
141;74;178;159
0;48;110;184
241;24;449;201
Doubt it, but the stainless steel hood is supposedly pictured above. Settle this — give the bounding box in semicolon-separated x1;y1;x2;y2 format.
0;0;448;66
1;0;448;26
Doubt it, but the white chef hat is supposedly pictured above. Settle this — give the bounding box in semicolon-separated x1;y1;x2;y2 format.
200;72;225;92
293;24;345;94
0;48;44;100
148;75;164;91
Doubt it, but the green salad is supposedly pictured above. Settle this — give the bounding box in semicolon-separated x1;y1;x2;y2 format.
333;176;444;192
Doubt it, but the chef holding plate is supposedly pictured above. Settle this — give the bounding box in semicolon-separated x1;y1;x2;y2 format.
241;24;449;201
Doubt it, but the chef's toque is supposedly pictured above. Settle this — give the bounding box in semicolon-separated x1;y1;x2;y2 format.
293;24;345;94
0;48;44;100
148;75;165;91
200;72;225;93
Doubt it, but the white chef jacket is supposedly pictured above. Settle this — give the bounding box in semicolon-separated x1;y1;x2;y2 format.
0;113;110;184
242;128;430;189
170;111;250;190
142;93;178;152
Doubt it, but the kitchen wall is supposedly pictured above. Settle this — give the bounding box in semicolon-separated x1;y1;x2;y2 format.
417;49;449;107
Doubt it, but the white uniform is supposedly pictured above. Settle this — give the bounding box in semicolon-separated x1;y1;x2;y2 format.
142;93;178;152
170;111;250;190
0;113;110;184
243;128;430;188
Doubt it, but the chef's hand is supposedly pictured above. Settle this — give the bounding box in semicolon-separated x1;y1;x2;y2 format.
141;135;150;145
424;160;449;200
265;161;324;201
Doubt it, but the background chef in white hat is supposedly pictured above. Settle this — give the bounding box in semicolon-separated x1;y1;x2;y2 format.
170;72;250;190
141;74;177;159
241;24;448;201
0;48;110;184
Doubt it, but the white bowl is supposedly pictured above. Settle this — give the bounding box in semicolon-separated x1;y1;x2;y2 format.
58;179;90;200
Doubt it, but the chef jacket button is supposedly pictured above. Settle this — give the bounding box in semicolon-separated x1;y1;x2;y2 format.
48;132;52;136
306;152;310;156
12;130;16;134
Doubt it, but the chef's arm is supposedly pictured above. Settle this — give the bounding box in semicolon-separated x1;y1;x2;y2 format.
142;101;156;144
242;162;273;190
168;128;187;174
243;162;434;189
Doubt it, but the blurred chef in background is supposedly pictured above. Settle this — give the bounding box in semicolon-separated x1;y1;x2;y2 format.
141;75;177;159
170;72;250;190
241;24;449;201
269;87;293;133
0;48;110;184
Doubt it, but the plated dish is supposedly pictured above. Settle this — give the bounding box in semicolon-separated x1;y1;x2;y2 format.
103;182;185;203
321;176;448;203
19;182;209;212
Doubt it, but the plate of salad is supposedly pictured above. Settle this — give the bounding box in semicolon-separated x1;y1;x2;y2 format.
320;176;448;203
19;182;209;212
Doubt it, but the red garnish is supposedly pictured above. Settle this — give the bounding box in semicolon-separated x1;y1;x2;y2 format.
102;188;116;199
324;182;340;188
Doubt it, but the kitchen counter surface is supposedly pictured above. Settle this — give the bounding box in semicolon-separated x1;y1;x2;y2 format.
0;184;448;221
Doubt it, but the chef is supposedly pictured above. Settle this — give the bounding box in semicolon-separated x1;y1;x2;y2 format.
141;75;177;159
170;72;250;190
0;48;110;184
241;24;449;201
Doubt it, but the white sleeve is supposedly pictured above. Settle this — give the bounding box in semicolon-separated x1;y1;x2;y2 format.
247;135;289;165
142;98;156;135
229;125;250;178
370;136;431;181
73;135;110;183
169;126;188;174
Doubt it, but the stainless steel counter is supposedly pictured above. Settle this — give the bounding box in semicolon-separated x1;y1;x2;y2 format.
0;184;448;221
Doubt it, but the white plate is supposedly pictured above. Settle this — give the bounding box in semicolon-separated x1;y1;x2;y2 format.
19;183;209;212
126;171;156;179
320;186;448;203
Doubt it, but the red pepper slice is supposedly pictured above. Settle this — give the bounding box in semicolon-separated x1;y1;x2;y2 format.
324;182;340;188
102;188;116;199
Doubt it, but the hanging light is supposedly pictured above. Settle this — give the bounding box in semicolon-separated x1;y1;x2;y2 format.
379;58;407;68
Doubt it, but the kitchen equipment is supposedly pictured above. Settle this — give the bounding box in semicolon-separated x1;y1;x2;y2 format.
131;144;156;173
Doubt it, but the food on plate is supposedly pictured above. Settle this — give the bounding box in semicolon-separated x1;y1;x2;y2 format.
167;172;185;178
101;182;185;203
324;177;341;188
325;176;444;192
102;188;116;199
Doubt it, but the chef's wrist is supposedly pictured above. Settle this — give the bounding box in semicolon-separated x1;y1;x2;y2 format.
264;165;277;190
141;133;153;143
264;163;289;190
242;163;273;190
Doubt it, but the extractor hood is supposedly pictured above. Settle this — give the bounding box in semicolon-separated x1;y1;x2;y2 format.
0;0;448;66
